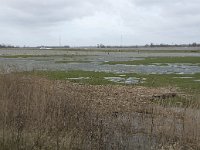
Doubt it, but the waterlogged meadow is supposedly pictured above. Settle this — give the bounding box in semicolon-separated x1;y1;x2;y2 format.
1;48;200;149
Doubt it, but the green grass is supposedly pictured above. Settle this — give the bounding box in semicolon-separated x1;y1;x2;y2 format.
24;70;120;85
103;57;200;66
23;70;200;93
55;60;92;64
129;73;200;93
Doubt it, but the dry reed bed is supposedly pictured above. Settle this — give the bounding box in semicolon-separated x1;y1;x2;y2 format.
0;74;199;150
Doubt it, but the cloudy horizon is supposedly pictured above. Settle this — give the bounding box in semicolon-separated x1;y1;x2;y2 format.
0;0;200;46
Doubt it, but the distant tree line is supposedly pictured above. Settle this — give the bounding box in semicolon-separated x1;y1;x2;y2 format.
0;44;70;49
146;42;200;48
0;44;18;48
97;42;200;48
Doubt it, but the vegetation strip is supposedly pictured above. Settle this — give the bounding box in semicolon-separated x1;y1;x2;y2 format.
55;60;92;64
103;57;200;66
0;54;94;58
0;55;51;58
23;70;200;93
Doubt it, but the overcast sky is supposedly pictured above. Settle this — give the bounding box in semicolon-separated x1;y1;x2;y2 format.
0;0;200;46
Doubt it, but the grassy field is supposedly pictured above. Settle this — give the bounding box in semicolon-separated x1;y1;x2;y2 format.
103;56;200;66
23;70;118;85
25;70;200;92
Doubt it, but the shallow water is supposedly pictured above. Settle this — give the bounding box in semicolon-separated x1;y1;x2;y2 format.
99;107;198;150
1;49;200;74
104;77;142;84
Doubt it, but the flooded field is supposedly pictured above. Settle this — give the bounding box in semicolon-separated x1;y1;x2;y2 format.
1;48;200;75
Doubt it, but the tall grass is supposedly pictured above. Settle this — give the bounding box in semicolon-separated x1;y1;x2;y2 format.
0;74;200;149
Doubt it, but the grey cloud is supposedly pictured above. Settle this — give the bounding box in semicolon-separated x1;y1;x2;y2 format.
0;0;200;46
0;0;107;27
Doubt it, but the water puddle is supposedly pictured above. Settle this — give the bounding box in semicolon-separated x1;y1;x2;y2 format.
119;74;126;77
125;77;141;84
194;80;200;82
104;77;142;84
